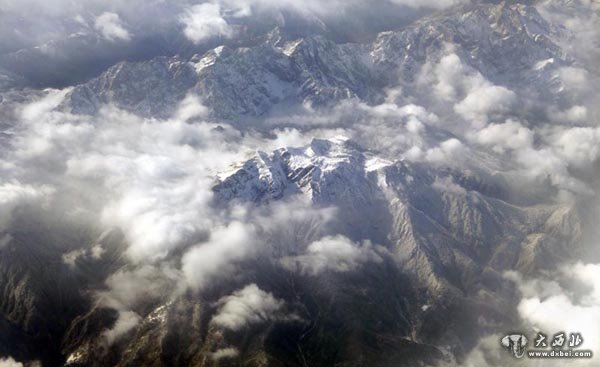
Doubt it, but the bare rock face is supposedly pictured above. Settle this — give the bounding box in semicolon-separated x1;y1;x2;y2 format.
65;36;381;120
65;57;198;117
0;210;127;366
63;136;580;367
214;136;580;275
63;3;573;121
208;137;581;362
0;136;580;366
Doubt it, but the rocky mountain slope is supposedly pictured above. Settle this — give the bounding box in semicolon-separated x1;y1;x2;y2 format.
0;137;584;366
61;2;572;121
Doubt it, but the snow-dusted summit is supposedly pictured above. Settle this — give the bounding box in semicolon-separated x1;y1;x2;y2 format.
62;2;575;120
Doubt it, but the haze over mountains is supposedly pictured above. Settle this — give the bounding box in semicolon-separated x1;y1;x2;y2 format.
0;1;599;366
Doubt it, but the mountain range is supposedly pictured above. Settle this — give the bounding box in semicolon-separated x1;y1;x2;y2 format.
0;1;598;366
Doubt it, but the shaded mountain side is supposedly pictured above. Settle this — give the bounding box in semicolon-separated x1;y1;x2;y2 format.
0;209;127;366
0;138;584;366
58;138;582;366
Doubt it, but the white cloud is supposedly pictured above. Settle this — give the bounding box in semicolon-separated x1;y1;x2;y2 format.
280;235;384;275
7;91;334;330
549;105;589;125
454;84;516;128
431;53;467;101
350;101;439;158
559;67;589;93
432;176;467;196
100;177;214;262
218;0;462;20
0;5;598;364
422;49;516;128
211;347;239;360
425;138;466;164
102;310;142;345
388;0;463;9
94;12;131;41
513;146;590;197
0;357;23;367
211;284;285;330
51;101;251;263
251;198;338;256
182;222;256;290
572;263;600;304
62;248;87;267
178;0;469;48
99;265;181;311
455;334;511;367
8;91;253;268
403;146;424;161
62;243;106;267
0;0;468;64
180;3;233;44
174;94;209;122
550;127;600;169
96;264;181;344
460;265;600;367
91;244;106;259
482;122;600;197
513;263;600;367
472;119;534;154
241;0;463;16
0;182;51;207
20;88;73;122
0;182;53;229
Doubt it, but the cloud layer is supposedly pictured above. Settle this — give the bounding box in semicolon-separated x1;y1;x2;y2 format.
211;284;286;330
280;235;384;275
94;12;131;42
0;1;598;366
